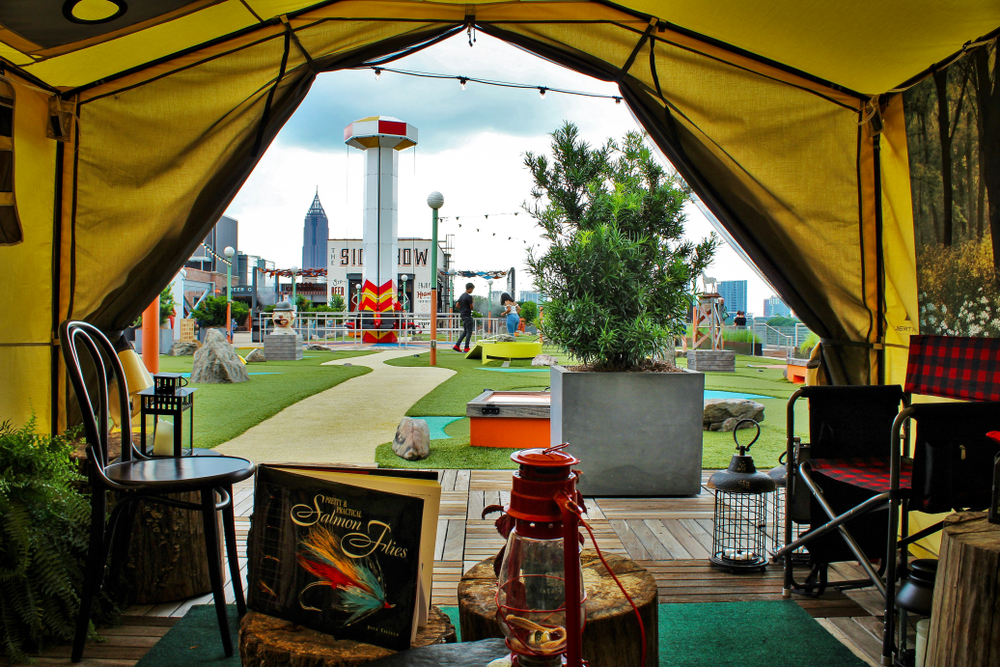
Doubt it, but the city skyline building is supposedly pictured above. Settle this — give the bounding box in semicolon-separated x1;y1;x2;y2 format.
763;295;792;318
717;280;748;316
302;189;329;270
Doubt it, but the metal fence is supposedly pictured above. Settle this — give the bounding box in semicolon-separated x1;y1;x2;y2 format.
254;311;507;345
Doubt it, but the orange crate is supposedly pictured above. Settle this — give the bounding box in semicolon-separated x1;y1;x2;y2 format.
466;390;550;449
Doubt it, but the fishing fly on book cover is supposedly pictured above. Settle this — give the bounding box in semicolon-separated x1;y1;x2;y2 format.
246;465;440;651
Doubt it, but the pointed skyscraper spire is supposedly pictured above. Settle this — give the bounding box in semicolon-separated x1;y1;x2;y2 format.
308;187;326;217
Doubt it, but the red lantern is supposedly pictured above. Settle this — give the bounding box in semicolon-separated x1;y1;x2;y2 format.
495;444;586;667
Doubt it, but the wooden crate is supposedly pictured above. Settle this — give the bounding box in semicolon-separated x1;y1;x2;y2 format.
466;390;550;449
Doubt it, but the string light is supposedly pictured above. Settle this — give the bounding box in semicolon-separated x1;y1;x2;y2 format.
356;66;624;104
199;241;232;266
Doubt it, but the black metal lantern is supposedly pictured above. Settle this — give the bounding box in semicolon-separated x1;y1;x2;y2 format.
707;420;776;571
137;372;197;457
765;456;809;560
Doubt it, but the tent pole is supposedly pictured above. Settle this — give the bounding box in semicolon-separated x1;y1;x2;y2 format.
873;130;886;386
50;141;65;435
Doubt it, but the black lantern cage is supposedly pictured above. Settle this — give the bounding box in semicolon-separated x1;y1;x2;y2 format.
764;456;810;560
707;420;776;571
138;373;196;457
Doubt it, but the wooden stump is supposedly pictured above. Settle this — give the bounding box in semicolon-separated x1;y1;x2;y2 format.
458;550;658;667
240;606;457;667
926;512;1000;667
124;490;220;604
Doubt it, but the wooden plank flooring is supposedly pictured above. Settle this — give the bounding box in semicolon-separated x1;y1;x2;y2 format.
10;471;888;666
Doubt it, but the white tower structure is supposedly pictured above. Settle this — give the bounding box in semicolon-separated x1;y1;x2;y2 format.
344;116;417;343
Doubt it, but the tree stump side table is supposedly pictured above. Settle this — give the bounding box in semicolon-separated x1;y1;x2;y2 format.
458;550;658;667
240;605;456;667
926;512;1000;667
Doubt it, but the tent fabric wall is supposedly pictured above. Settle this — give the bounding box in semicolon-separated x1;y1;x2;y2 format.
0;75;58;430
0;1;995;429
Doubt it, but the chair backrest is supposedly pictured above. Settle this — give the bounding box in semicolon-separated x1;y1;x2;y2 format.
804;385;905;458
905;335;1000;401
909;401;1000;513
60;321;134;470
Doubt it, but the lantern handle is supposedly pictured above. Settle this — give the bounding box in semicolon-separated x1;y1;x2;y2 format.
733;419;761;452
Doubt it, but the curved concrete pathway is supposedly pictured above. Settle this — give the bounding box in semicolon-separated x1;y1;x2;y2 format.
215;348;454;464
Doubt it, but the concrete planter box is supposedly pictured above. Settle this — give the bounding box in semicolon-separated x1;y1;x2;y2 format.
550;364;705;496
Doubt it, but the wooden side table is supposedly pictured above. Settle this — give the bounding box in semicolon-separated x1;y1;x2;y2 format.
458;550;658;667
926;512;1000;667
240;606;456;667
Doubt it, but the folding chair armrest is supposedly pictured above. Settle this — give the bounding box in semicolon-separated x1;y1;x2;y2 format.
889;406;916;496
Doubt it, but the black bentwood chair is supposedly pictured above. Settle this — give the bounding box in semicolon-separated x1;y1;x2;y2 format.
60;321;255;662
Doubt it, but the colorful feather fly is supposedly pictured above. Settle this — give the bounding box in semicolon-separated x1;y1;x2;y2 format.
297;526;394;625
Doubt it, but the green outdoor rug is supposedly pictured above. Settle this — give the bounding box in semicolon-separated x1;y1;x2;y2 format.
141;602;865;667
135;605;239;667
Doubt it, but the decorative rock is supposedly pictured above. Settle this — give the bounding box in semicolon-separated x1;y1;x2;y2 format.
190;329;250;383
531;354;559;366
168;341;198;356
495;334;516;342
245;348;266;363
392;417;430;461
307;343;328;351
703;398;764;431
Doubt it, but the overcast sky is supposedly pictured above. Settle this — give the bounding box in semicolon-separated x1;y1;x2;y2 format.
225;32;777;316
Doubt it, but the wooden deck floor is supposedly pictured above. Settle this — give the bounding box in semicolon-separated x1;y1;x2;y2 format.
15;470;889;667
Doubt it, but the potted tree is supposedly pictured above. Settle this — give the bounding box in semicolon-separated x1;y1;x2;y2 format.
526;123;717;496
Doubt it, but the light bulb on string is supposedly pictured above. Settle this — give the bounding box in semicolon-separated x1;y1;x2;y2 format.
459;77;467;90
374;67;382;81
539;87;547;99
615;96;622;104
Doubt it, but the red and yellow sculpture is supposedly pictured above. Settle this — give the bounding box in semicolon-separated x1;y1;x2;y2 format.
344;116;417;343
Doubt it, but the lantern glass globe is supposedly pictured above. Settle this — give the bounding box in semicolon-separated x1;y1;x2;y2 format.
223;246;235;258
427;191;445;209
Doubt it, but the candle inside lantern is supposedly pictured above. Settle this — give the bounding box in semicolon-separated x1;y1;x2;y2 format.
152;418;174;456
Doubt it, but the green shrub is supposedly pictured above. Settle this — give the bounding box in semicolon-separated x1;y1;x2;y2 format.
723;328;760;344
0;417;89;662
798;332;820;357
525;122;717;370
190;296;249;327
766;316;798;327
519;300;538;324
329;294;346;311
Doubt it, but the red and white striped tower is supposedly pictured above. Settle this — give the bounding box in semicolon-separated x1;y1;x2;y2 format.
344;116;418;343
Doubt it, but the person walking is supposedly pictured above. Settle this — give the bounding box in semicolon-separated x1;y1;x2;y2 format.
453;283;475;353
501;293;520;335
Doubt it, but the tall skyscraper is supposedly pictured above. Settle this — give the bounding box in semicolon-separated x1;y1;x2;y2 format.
302;189;329;270
717;280;747;315
763;295;792;318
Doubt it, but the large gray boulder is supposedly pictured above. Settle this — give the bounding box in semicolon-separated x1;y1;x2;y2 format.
703;398;765;432
245;348;266;363
168;341;198;356
392;417;430;461
190;329;249;383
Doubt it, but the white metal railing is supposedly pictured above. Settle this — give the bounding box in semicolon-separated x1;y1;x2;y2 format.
751;322;795;356
253;311;507;345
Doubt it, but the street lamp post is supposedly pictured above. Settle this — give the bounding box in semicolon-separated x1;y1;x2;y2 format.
427;192;444;365
224;246;235;343
488;278;494;336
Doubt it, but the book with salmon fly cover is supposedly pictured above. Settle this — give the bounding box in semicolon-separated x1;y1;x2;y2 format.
246;465;441;651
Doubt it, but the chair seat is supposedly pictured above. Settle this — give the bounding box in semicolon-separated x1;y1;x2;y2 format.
810;457;912;494
106;455;255;492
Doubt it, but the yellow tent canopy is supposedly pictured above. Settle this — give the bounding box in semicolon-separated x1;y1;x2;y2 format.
0;1;998;431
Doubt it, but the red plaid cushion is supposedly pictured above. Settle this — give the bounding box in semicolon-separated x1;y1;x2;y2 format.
905;335;1000;401
810;457;912;494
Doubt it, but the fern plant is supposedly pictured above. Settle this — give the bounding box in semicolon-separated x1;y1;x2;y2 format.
0;416;89;663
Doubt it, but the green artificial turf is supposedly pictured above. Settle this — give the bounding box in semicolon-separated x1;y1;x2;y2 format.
154;348;375;448
380;350;807;470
